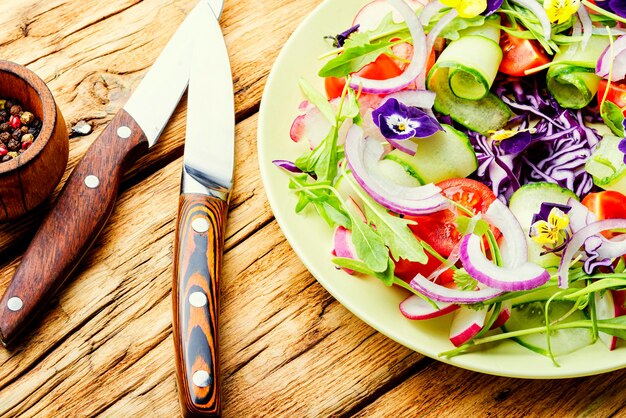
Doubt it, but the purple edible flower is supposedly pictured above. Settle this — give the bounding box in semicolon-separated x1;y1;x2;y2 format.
618;137;626;164
335;24;360;47
583;235;614;274
530;202;572;226
484;0;504;15
597;0;626;18
499;130;532;154
372;98;443;141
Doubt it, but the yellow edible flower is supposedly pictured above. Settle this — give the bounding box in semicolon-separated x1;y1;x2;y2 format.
530;207;570;245
488;128;537;142
544;0;580;24
440;0;487;18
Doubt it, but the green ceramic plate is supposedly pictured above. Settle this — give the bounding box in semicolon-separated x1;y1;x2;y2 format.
257;0;626;378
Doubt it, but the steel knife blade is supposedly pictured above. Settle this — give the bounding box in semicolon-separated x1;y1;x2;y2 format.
0;1;213;346
171;1;234;416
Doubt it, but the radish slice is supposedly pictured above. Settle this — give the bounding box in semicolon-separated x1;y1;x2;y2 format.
409;273;504;303
344;125;450;215
449;306;488;347
558;219;626;288
489;300;512;330
596;35;626;81
399;294;459;319
333;226;357;274
595;290;619;350
353;0;425;31
350;0;428;94
460;234;551;291
290;101;353;149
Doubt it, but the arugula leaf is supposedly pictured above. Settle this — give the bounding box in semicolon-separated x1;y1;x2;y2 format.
332;257;395;286
288;176;351;229
350;179;427;264
298;78;336;126
318;38;401;78
600;100;625;136
314;199;351;229
347;203;389;273
362;12;410;41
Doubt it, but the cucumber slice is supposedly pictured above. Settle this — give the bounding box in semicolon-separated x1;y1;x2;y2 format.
509;182;578;268
384;124;477;184
585;135;626;194
502;301;593;357
428;67;512;134
428;35;502;100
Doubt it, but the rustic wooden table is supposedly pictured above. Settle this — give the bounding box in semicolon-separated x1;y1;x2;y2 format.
0;0;625;416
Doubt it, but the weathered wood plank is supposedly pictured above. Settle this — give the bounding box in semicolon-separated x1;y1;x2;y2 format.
352;361;626;418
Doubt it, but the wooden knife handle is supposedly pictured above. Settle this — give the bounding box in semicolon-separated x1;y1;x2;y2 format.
0;109;148;346
172;193;227;417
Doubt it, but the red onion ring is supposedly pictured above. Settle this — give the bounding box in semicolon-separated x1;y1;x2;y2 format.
344;125;450;215
350;0;427;94
558;219;626;288
596;35;626;81
409;273;504;303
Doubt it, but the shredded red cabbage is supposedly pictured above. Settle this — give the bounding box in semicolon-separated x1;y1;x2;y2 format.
455;76;600;201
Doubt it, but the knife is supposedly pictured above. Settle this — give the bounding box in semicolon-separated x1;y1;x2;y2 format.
0;0;219;346
171;1;233;416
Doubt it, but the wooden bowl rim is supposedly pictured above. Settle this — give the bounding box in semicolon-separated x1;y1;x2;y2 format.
0;60;58;175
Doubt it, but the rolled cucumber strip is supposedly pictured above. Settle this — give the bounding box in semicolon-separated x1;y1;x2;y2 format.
546;35;609;109
428;67;512;134
585;134;626;194
428;35;503;100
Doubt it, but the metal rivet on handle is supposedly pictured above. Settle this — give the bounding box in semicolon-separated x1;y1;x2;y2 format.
117;126;131;139
189;292;208;308
192;218;210;233
84;175;100;189
192;370;211;388
7;297;23;312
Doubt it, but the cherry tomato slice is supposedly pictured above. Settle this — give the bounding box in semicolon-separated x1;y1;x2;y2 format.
393;179;498;283
498;32;550;77
324;53;404;99
582;190;626;220
582;191;626;238
394;251;455;284
598;79;626;115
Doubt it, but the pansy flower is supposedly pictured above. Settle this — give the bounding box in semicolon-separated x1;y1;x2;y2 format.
490;128;535;154
529;203;571;245
372;98;443;140
485;0;504;15
544;0;580;24
596;0;626;18
582;235;614;274
334;24;360;48
440;0;487;18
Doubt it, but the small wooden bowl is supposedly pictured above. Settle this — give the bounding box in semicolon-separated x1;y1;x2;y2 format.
0;60;69;221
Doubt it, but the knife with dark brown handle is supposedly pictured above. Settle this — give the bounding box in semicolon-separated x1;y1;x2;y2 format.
0;111;148;345
172;193;228;417
170;0;233;415
0;2;209;346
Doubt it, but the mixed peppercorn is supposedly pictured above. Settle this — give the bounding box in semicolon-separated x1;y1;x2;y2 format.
0;98;42;163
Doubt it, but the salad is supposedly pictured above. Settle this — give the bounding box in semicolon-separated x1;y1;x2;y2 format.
273;0;626;364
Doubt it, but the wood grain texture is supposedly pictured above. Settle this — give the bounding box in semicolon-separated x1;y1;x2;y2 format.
0;1;623;417
173;194;228;417
0;109;147;345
